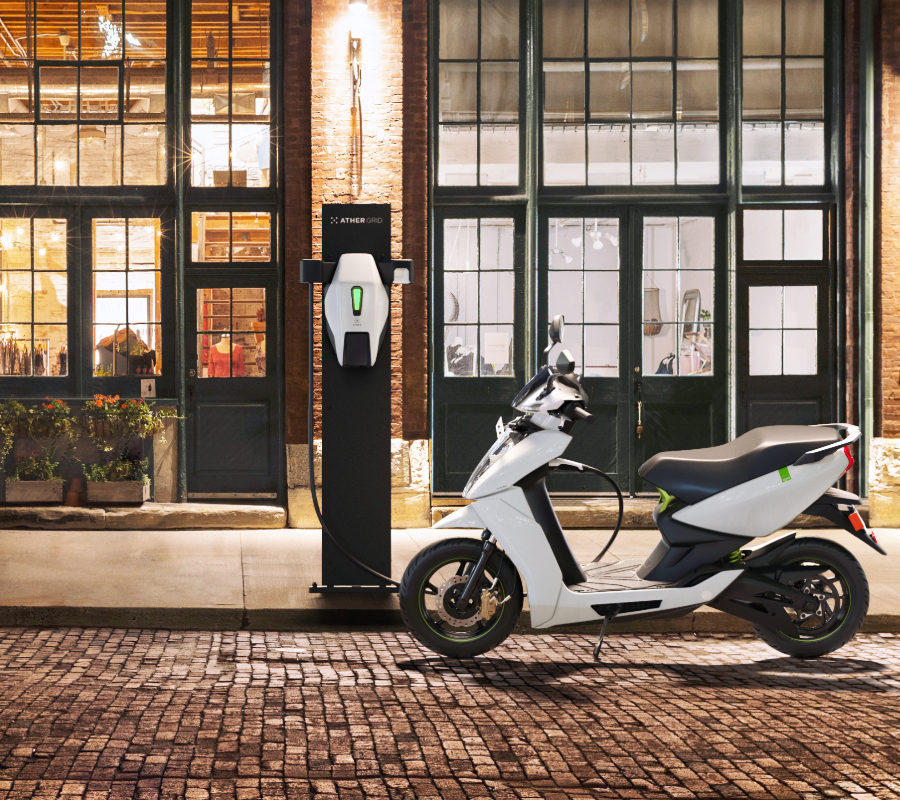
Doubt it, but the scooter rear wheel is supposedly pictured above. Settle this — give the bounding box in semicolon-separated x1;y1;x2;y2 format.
399;537;523;658
752;538;869;658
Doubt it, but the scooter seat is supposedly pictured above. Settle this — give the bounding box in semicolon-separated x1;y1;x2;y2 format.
638;425;841;504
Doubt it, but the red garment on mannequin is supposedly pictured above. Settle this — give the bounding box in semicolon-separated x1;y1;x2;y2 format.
208;343;245;377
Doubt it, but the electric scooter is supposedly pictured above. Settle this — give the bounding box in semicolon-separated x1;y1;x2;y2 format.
399;315;887;659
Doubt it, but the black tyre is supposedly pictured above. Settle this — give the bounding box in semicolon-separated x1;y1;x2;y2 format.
399;537;523;658
752;537;869;658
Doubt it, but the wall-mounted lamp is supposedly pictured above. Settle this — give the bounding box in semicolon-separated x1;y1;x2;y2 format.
349;0;367;196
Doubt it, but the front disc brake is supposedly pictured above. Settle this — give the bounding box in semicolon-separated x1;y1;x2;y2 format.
436;575;485;628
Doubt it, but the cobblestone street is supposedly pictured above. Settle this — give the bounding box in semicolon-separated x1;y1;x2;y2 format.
0;629;899;799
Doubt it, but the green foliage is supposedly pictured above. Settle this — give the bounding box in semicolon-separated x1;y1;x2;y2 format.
8;450;63;483
83;457;150;484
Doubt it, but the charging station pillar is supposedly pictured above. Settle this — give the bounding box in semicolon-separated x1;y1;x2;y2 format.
319;203;393;590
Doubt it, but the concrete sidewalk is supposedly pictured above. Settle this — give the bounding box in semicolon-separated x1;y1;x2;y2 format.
0;526;897;632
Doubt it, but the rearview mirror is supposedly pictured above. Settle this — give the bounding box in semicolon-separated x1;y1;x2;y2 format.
545;314;565;354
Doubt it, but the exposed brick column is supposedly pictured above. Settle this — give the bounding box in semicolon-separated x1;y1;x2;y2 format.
284;0;313;445
401;0;429;441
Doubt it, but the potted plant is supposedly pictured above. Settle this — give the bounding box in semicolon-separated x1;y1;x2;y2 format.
1;398;75;504
80;395;175;504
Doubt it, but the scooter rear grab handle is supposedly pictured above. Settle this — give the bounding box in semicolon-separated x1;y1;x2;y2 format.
793;423;860;466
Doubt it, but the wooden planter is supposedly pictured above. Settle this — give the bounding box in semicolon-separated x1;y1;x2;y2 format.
86;481;150;504
5;480;64;504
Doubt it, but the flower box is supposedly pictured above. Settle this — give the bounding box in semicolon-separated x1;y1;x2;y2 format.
86;481;151;505
5;480;64;504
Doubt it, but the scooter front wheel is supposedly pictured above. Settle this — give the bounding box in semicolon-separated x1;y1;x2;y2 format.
752;538;869;658
399;537;523;658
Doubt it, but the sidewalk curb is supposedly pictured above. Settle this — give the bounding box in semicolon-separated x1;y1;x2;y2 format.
2;607;899;634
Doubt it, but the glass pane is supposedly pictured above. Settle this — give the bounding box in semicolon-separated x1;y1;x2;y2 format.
544;65;585;122
192;0;229;61
644;218;678;270
549;219;583;270
632;63;673;120
444;272;478;324
124;62;167;120
742;122;782;185
783;329;816;374
232;123;269;187
544;125;585;186
784;209;823;260
479;272;514;324
198;288;231;333
232;2;270;59
786;0;824;56
479;219;514;270
82;1;123;59
679;217;715;271
79;126;121;186
231;212;271;261
584;272;618;324
80;67;119;120
233;62;270;121
0;220;29;267
444;325;477;376
0;325;31;375
481;326;513;376
785;59;824;119
444;219;478;270
588;0;629;58
93;219;127;270
125;1;167;60
548;325;582;375
743;59;781;120
37;1;78;59
34;270;67;326
480;125;519;185
439;126;476;185
743;0;781;57
440;0;478;59
544;0;584;59
632;124;674;184
482;0;519;59
677;0;718;58
35;325;69;376
124;124;166;185
643;322;677;375
749;286;783;328
0;126;36;185
680;323;712;375
588;126;629;185
548;271;583;323
590;64;630;120
204;334;246;378
644;271;676;323
482;63;518;122
785;122;824;185
749;329;782;375
584;220;619;270
439;63;477;123
584;326;618;377
783;285;817;328
39;126;77;186
0;62;35;123
193;211;230;262
126;271;161;322
0;271;33;321
40;67;77;120
743;210;783;260
678;62;718;120
676;124;719;184
128;219;160;270
632;0;673;57
680;272;713;323
191;61;229;117
191;123;228;186
34;219;66;270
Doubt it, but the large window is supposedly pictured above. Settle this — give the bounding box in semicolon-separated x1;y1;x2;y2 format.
542;0;719;186
742;0;825;186
0;218;68;377
437;0;520;186
191;1;271;188
0;1;167;186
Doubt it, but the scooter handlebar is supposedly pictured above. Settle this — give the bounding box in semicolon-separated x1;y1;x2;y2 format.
573;406;595;424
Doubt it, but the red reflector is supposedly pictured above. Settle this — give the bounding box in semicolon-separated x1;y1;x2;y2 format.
843;445;855;475
849;511;865;532
872;533;879;543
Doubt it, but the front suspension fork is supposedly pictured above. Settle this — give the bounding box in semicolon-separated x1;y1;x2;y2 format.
457;533;497;607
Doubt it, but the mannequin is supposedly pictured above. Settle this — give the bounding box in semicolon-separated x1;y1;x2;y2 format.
209;334;245;377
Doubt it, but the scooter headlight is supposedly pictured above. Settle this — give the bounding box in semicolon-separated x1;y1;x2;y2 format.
463;429;519;496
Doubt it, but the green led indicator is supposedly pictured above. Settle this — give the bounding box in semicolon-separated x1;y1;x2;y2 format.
351;286;363;315
778;467;791;483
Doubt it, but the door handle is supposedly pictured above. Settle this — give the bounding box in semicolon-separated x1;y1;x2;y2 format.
635;380;643;439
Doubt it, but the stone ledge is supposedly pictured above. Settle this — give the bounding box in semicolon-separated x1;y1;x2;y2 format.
0;503;286;530
432;498;870;529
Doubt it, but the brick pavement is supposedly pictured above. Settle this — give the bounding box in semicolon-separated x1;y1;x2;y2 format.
0;630;899;800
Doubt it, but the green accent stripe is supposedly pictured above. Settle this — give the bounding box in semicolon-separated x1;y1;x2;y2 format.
657;487;676;513
778;467;791;482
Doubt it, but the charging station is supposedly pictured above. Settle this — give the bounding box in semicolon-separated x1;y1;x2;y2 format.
301;204;413;593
